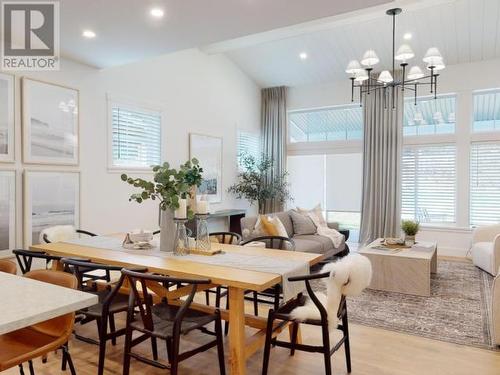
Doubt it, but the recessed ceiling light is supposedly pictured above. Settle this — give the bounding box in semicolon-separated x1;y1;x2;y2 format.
150;8;164;18
299;52;308;60
82;30;96;39
403;32;412;40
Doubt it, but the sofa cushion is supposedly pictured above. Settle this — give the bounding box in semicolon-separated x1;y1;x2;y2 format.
289;210;317;235
293;234;334;252
291;238;324;253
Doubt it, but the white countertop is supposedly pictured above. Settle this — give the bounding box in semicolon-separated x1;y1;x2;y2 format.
0;271;98;335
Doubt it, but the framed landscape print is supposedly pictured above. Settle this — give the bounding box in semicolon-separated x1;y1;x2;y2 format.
0;73;15;162
22;78;79;165
24;170;80;246
189;133;223;203
0;171;16;252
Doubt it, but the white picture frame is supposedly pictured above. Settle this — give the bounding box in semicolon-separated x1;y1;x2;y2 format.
189;133;223;203
0;73;15;163
24;170;80;247
0;170;16;252
22;78;79;165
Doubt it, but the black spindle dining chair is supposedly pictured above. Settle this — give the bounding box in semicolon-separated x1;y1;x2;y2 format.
261;271;351;375
121;269;226;375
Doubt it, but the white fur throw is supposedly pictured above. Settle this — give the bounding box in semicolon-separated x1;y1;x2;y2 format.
39;225;77;244
290;254;372;329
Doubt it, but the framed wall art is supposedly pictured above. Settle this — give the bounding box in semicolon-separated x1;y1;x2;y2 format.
22;78;79;165
24;170;80;246
0;73;15;162
189;133;223;203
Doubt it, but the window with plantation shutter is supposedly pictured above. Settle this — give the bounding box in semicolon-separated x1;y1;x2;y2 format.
110;102;162;169
470;142;500;226
237;130;260;167
402;144;456;224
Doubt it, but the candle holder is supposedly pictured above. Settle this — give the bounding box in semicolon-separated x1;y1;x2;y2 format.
196;214;211;251
173;218;189;256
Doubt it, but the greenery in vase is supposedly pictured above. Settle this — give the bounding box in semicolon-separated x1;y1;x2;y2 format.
228;153;291;214
121;158;203;219
401;220;420;236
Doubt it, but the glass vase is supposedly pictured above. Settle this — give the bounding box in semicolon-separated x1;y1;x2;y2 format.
196;214;211;251
173;219;189;256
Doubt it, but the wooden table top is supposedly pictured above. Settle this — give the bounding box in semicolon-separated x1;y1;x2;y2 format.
31;238;324;292
359;238;437;260
0;272;97;335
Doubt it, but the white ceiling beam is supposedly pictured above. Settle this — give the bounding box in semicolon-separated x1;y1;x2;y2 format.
201;0;458;55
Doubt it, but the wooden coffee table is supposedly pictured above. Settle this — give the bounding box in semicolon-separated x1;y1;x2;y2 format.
359;238;437;296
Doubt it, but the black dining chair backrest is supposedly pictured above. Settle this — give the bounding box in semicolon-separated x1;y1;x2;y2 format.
240;235;296;251
209;231;242;245
12;249;63;274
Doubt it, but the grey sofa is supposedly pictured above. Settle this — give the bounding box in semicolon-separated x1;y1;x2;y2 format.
240;210;346;256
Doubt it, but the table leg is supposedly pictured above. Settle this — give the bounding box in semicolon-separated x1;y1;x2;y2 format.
228;287;246;375
431;249;438;274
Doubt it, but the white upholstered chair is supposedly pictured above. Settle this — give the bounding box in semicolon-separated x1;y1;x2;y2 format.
471;224;500;276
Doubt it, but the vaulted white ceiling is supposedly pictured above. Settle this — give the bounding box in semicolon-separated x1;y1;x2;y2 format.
222;0;500;87
58;0;390;68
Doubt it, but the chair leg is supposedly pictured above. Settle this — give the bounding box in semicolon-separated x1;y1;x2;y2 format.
28;361;35;375
343;313;352;373
205;290;210;305
215;286;221;308
322;325;332;375
170;334;181;375
109;314;117;346
18;364;25;375
290;322;299;356
62;344;76;375
151;337;159;361
253;291;259;316
122;326;133;375
215;313;226;375
97;316;108;375
61;346;67;371
166;338;173;363
261;310;275;375
224;295;230;336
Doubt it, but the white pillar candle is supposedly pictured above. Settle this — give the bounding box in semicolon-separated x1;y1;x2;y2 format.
197;200;210;214
175;198;187;219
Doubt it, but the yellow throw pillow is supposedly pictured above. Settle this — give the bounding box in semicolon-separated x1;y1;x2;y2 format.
260;215;279;236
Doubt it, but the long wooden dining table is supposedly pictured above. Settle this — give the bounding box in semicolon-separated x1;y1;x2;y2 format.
31;236;326;375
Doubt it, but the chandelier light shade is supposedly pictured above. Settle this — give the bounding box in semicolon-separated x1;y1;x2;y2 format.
345;8;445;108
423;47;443;66
395;44;414;61
407;66;424;80
361;50;379;67
378;70;393;83
345;60;362;74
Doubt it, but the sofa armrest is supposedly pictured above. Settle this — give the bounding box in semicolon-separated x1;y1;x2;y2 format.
472;224;500;244
327;222;339;230
491;271;500;345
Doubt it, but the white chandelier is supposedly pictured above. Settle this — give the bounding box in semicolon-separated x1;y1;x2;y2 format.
345;8;445;108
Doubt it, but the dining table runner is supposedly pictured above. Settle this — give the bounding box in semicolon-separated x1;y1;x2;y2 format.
63;236;308;301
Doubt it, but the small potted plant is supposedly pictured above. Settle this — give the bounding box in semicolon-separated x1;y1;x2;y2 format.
401;220;419;246
121;158;203;252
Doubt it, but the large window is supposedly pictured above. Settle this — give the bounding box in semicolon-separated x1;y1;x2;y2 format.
403;94;456;136
470;142;500;226
402;145;456;224
473;90;500;132
287;153;362;241
288;105;363;143
108;99;162;169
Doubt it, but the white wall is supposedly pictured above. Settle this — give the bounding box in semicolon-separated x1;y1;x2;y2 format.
287;58;500;256
3;48;260;252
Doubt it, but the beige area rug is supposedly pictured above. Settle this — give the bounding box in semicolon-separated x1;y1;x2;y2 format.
312;259;497;350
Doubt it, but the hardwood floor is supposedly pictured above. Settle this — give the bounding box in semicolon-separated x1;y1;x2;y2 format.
4;297;500;375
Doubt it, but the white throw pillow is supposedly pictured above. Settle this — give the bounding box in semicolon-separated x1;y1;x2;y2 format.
297;204;327;227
